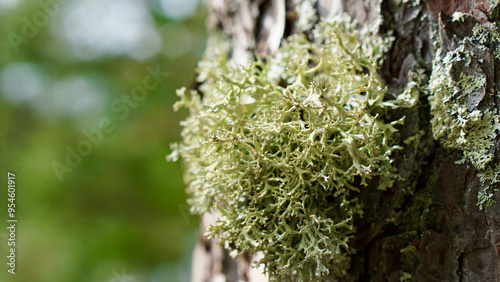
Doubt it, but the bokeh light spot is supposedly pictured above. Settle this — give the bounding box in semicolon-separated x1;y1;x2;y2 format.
0;0;19;12
52;0;161;60
158;0;199;20
0;62;47;105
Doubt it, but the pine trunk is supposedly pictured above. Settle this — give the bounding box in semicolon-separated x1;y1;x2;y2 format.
190;0;500;281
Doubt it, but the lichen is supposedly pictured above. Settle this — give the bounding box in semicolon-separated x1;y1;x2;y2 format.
489;23;500;60
428;14;500;209
397;69;427;108
170;15;407;281
400;245;417;254
295;0;318;32
400;272;413;281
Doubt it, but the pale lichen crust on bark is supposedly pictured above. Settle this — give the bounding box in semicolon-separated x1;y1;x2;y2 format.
169;14;415;281
428;12;500;209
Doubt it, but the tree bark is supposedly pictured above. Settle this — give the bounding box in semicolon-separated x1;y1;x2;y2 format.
190;0;500;281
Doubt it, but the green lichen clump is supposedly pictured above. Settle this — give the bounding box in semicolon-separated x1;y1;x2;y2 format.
428;14;500;209
170;16;403;280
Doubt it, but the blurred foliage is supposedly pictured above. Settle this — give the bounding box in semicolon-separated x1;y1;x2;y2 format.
0;0;206;281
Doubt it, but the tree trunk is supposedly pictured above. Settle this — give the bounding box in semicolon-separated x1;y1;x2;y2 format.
190;0;500;281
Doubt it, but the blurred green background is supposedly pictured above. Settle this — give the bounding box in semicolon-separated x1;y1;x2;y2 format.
0;0;206;281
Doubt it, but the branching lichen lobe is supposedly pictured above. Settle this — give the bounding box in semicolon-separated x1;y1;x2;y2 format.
170;16;413;281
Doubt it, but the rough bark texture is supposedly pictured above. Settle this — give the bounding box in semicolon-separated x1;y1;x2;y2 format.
191;0;500;281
